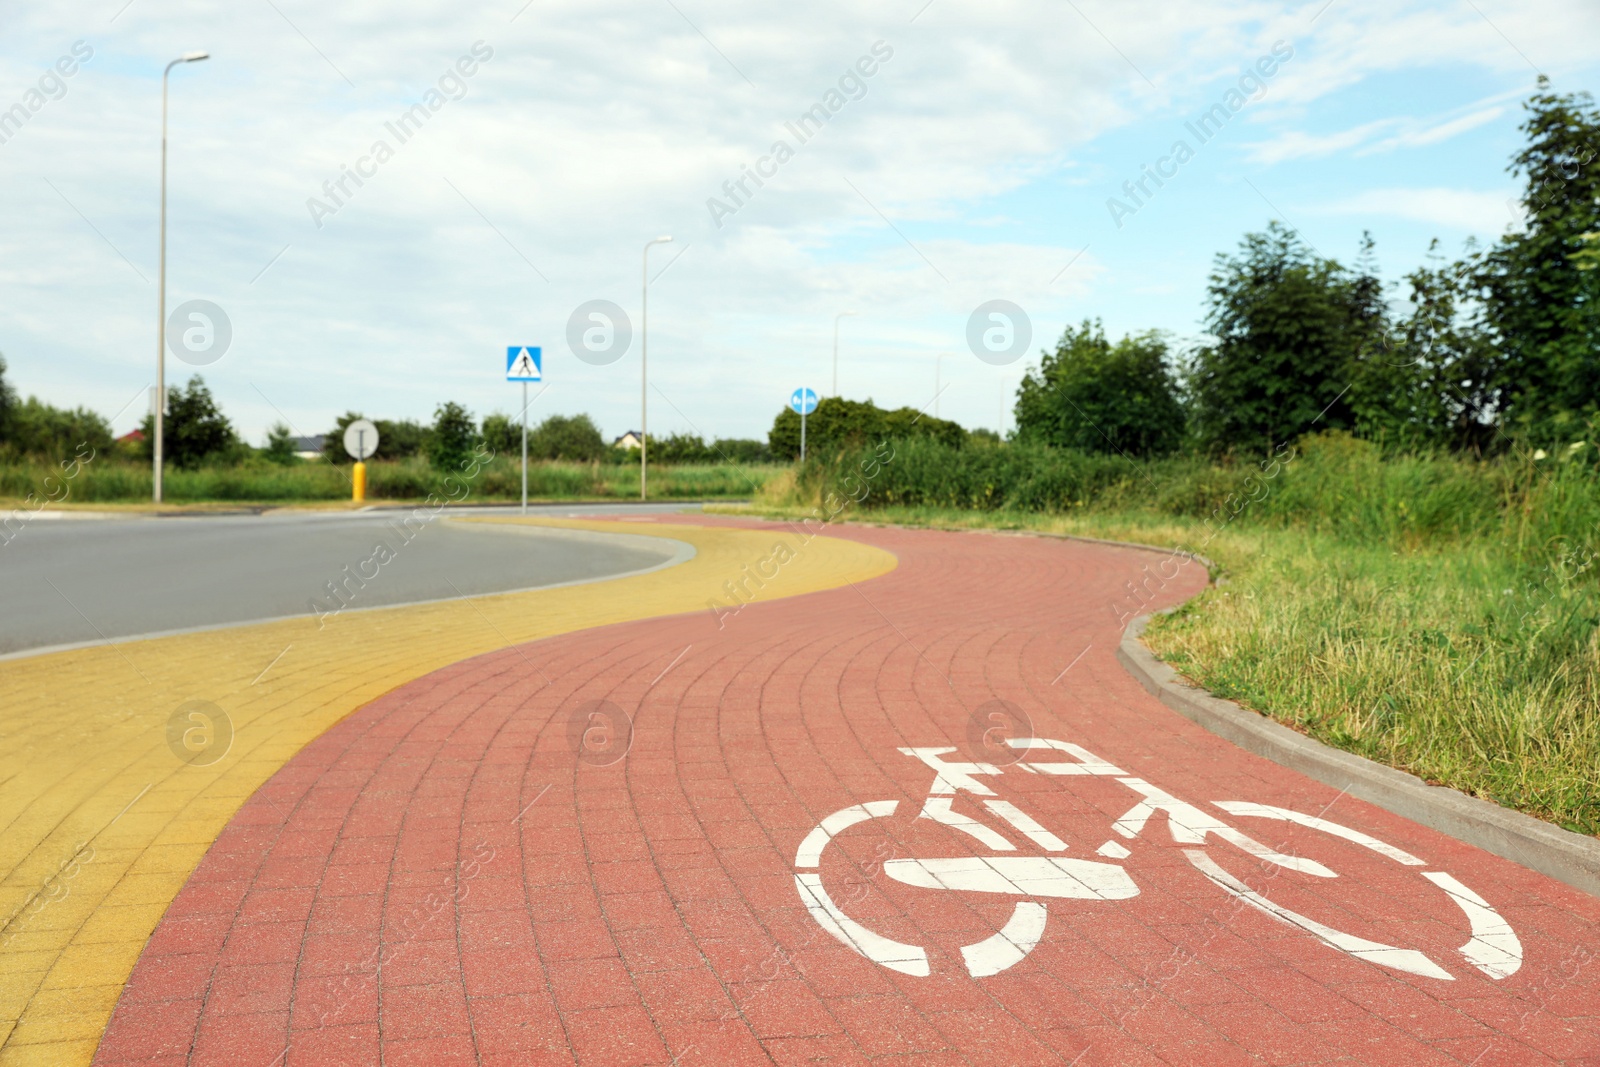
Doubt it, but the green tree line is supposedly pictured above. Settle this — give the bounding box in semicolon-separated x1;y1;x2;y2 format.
0;369;772;472
1012;80;1600;459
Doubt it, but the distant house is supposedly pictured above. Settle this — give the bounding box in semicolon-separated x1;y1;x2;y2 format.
115;429;145;445
293;435;325;461
613;431;643;450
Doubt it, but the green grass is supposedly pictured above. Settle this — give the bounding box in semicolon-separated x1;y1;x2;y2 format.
726;434;1600;836
0;456;784;505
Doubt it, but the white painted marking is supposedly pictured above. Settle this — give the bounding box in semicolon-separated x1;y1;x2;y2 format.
983;799;1068;851
1117;779;1335;877
1010;736;1125;776
794;800;898;868
919;797;1014;851
1097;840;1131;859
962;902;1048;977
794;872;929;976
1423;871;1522;979
883;856;1138;900
1185;849;1453;980
1212;801;1427;865
898;747;1000;795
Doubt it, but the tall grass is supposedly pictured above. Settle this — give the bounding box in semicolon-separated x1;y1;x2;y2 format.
0;455;783;505
799;432;1600;568
749;432;1600;834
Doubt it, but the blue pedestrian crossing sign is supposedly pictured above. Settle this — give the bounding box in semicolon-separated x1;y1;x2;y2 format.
790;387;818;415
507;346;542;382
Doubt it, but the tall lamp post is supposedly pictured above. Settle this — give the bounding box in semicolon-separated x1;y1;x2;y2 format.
640;235;673;501
831;310;856;397
154;50;209;504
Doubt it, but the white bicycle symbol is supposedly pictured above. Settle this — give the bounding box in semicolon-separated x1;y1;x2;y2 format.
794;738;1522;982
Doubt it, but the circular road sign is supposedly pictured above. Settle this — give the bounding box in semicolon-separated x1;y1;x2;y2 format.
790;387;819;415
343;419;380;461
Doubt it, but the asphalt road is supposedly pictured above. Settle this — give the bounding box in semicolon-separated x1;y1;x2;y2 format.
0;504;697;655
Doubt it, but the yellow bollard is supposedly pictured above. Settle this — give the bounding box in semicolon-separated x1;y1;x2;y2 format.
352;461;366;503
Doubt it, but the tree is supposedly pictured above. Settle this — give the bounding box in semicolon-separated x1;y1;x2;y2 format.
2;396;113;459
322;413;429;463
652;433;713;464
1013;320;1186;457
0;354;16;446
263;422;298;465
140;376;236;468
528;414;605;461
710;438;772;463
1189;222;1386;454
1468;79;1600;439
481;413;518;458
769;397;966;460
1349;245;1501;452
429;401;478;470
376;418;429;458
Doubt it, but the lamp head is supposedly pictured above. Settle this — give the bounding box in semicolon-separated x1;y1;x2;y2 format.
182;51;210;62
655;235;673;244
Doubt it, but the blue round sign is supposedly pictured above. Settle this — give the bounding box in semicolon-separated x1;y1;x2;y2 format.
790;387;818;415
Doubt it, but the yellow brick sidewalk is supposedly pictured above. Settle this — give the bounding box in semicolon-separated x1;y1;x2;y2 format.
0;516;895;1066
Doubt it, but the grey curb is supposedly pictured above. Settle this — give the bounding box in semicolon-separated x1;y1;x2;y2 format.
1119;611;1600;899
738;508;1600;896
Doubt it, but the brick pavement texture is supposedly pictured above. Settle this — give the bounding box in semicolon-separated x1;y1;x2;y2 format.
0;517;893;1067
93;518;1600;1065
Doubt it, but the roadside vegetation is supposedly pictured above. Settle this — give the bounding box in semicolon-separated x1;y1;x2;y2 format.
729;82;1600;835
0;452;781;504
0;376;778;505
740;433;1600;835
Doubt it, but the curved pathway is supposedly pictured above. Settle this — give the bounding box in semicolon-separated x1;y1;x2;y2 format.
0;517;893;1065
97;518;1600;1066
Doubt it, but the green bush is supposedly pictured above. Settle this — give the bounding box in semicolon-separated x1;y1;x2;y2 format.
1015;320;1186;457
0;395;113;460
138;376;237;468
653;433;714;464
323;413;430;463
263;423;299;465
712;437;772;464
770;397;965;460
428;401;477;470
529;414;606;461
1189;223;1384;454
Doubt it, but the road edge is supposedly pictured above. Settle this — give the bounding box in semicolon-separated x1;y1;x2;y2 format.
721;508;1600;898
1118;609;1600;899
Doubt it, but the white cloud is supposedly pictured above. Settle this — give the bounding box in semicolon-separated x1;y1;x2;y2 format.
1314;187;1521;234
0;0;1596;442
1242;102;1508;164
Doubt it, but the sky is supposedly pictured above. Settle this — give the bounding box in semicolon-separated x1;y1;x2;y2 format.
1;0;1597;447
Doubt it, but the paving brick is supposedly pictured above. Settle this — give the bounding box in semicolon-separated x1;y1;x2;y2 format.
90;518;1600;1066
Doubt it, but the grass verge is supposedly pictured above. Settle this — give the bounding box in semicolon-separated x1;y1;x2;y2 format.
708;491;1600;837
0;456;784;506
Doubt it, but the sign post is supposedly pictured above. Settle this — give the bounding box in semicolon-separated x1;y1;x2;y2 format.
342;418;379;503
506;346;543;514
790;387;818;462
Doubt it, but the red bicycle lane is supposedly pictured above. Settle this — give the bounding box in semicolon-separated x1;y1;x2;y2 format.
95;518;1600;1066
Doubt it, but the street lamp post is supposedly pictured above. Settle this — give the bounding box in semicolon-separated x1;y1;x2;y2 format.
154;50;209;504
640;235;673;501
831;310;856;397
